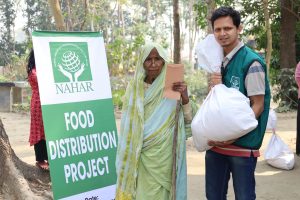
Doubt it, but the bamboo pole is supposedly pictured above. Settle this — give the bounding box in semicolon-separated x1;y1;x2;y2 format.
172;99;181;200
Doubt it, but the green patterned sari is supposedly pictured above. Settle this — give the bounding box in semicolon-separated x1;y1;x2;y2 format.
116;43;192;200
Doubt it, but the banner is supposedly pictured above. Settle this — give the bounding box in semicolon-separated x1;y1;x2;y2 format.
32;31;117;200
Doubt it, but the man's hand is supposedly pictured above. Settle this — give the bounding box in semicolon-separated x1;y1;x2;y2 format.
208;139;236;147
209;72;222;89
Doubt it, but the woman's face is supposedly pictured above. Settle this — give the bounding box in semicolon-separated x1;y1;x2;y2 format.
143;48;165;83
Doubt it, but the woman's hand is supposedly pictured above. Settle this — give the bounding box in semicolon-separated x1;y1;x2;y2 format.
172;81;189;105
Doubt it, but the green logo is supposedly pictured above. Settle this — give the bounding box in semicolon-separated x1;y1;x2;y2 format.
50;42;92;83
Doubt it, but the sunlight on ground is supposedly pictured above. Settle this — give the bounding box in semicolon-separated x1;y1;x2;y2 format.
255;170;282;176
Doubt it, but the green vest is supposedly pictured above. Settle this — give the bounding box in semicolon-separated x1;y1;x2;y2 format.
222;46;271;149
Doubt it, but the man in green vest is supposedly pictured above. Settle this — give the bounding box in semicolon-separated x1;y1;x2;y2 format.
206;6;271;200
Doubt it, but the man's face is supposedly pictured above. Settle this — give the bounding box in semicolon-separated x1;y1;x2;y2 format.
213;16;242;51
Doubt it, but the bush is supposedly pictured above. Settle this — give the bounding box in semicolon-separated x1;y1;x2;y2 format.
12;103;30;113
112;89;126;110
110;75;132;110
184;67;208;105
0;75;9;82
272;68;298;112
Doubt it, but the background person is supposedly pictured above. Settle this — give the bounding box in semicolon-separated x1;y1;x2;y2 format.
27;49;49;170
115;43;194;200
207;6;271;200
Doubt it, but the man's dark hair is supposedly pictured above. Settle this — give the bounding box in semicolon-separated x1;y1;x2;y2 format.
210;6;241;29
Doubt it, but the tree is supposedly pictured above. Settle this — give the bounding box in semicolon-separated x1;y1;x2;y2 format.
0;119;52;199
173;0;181;63
238;0;299;110
194;0;236;34
60;0;89;31
280;0;297;70
0;0;16;66
47;0;65;31
205;0;216;34
272;0;300;110
24;0;54;40
262;0;273;73
179;0;199;64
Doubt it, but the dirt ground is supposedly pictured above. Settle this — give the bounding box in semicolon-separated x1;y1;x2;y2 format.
1;110;300;200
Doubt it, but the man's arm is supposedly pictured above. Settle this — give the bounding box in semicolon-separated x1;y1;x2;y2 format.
250;95;264;119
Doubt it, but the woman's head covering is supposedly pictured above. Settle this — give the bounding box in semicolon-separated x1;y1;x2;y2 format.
121;43;170;127
133;43;169;81
115;43;170;199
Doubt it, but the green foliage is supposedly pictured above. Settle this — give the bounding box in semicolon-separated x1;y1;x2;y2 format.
240;0;280;48
0;75;9;82
267;20;281;85
105;30;145;76
110;75;132;109
0;0;16;65
193;3;207;29
24;0;54;38
2;53;28;81
184;62;208;104
112;90;126;110
273;68;298;112
12;103;30;113
194;0;236;29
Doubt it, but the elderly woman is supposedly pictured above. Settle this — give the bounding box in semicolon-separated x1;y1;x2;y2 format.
115;43;194;200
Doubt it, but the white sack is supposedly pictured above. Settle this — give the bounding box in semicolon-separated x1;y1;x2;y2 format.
264;133;295;170
191;84;258;152
195;34;223;73
266;109;277;132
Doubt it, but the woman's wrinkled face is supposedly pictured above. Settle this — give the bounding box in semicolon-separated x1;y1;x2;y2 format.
143;48;165;83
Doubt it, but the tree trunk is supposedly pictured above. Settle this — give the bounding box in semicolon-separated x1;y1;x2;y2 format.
146;0;151;22
48;0;66;31
206;0;216;34
0;119;52;199
188;0;197;64
89;0;95;31
80;0;88;31
173;0;181;64
65;0;73;31
280;0;297;69
262;0;272;75
276;0;298;108
170;12;173;60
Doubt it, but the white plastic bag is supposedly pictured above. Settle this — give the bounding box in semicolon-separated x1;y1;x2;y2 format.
191;84;258;152
266;109;277;133
195;34;223;73
264;133;295;170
